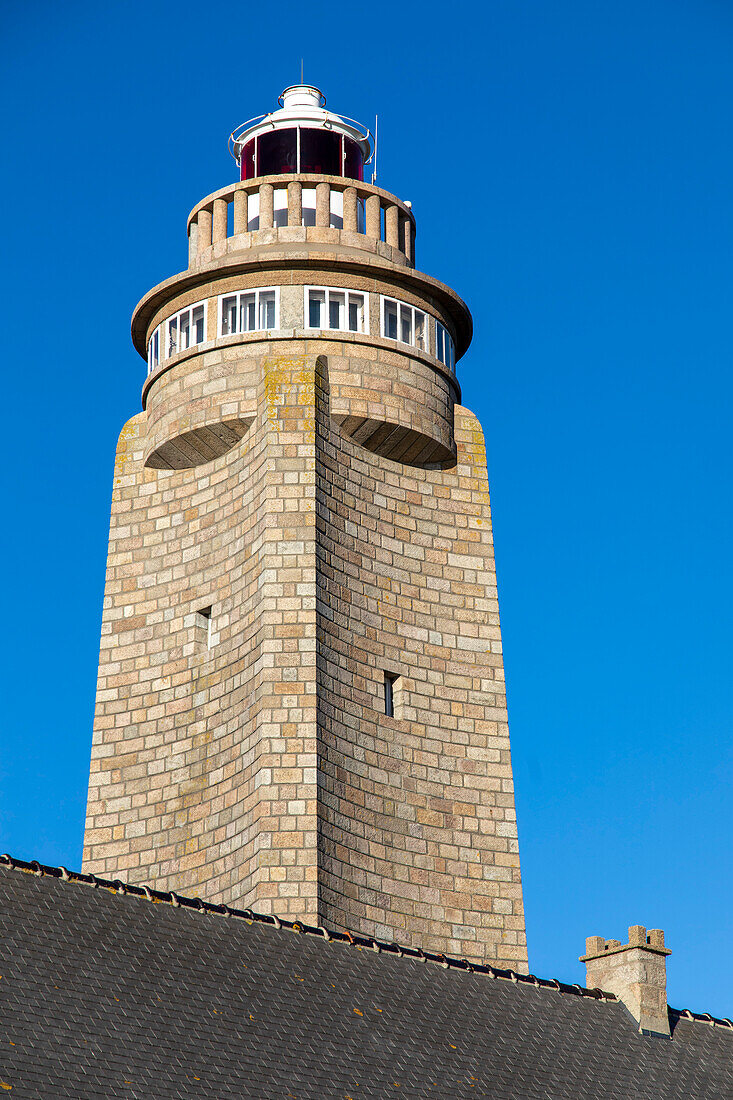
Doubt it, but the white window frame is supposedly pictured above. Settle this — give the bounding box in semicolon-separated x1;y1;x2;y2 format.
147;324;161;376
304;286;369;334
163;300;207;362
435;320;455;371
380;295;428;353
218;287;281;337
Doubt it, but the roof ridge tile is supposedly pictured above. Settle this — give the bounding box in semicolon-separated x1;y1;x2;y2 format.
22;851;731;1021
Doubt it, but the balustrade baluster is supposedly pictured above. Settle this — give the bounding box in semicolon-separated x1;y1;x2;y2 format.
385;205;400;249
365;194;381;241
213;198;228;244
197;207;213;254
260;184;274;229
316;183;330;227
401;213;413;265
287;182;302;227
233;189;248;235
188;220;199;266
343;187;358;232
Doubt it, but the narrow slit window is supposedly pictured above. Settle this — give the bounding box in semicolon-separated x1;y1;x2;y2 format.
197;606;213;649
384;672;399;718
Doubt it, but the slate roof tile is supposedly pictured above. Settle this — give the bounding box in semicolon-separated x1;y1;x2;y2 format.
0;858;731;1098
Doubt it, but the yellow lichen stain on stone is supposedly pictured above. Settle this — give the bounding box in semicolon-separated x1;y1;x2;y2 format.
263;356;317;442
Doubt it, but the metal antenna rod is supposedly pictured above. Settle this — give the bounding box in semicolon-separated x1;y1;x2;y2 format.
300;58;304;83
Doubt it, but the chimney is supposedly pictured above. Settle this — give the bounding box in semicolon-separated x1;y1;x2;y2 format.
580;926;672;1036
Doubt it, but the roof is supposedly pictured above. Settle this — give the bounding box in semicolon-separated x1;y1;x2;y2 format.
0;856;731;1099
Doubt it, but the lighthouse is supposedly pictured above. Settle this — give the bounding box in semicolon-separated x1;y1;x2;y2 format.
83;85;527;969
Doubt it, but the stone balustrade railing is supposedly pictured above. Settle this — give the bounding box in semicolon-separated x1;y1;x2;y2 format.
187;174;416;269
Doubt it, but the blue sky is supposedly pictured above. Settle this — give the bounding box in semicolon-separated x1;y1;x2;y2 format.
2;0;732;1016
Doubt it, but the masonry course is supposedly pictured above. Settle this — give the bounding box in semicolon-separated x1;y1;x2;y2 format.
84;106;527;968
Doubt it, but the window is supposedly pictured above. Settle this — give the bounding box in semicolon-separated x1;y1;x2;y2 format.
165;302;206;360
219;288;279;336
384;672;400;718
239;128;365;182
435;321;455;371
196;606;213;649
305;287;367;333
299;128;341;175
381;296;427;352
147;324;161;376
194;605;217;651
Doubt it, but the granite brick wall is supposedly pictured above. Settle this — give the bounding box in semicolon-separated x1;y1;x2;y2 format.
84;172;526;968
84;348;526;967
315;370;525;966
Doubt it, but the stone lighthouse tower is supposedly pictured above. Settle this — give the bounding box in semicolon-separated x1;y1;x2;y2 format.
83;86;527;970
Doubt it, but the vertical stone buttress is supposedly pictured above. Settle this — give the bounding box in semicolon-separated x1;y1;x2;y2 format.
84;169;527;969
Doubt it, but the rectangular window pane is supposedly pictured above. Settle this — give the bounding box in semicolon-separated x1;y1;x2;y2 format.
437;323;453;367
348;294;364;332
258;128;297;175
309;290;325;328
329;292;345;330
414;310;426;351
168;316;178;357
180;310;191;350
193;305;205;344
384;672;399;718
260;291;275;329
400;304;412;345
299;128;341;175
149;327;159;372
384;299;398;340
240;293;256;332
222;296;237;335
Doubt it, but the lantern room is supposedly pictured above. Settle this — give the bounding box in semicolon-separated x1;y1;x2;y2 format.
229;85;372;182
